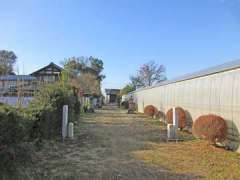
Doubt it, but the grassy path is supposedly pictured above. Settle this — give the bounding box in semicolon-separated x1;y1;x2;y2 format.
32;106;240;180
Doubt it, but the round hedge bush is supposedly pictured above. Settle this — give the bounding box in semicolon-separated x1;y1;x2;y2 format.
144;105;158;117
166;107;186;129
192;114;228;144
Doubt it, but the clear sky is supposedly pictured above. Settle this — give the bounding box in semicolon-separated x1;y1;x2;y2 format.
0;0;240;89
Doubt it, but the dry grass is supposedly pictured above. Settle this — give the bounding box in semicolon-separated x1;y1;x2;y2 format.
133;140;240;180
30;106;240;180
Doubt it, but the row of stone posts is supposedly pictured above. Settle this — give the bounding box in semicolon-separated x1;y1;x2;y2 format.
62;105;179;141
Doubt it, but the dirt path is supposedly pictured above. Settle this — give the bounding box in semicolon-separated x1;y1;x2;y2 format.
33;106;200;180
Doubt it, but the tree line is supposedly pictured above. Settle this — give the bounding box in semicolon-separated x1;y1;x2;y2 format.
61;56;105;96
0;50;17;75
0;49;166;98
0;50;105;97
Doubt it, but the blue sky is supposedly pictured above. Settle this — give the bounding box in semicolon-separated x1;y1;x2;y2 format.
0;0;240;89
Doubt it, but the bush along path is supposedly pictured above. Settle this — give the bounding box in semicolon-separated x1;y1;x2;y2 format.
0;82;80;180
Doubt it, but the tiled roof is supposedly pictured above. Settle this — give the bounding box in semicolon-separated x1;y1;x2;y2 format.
0;75;36;81
30;62;63;75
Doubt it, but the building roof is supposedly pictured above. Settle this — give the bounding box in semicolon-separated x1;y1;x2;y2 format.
0;75;36;81
135;59;240;92
30;62;63;75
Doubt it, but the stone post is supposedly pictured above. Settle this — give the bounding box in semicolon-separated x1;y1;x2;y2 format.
167;124;175;139
172;107;178;139
62;105;68;140
68;122;74;139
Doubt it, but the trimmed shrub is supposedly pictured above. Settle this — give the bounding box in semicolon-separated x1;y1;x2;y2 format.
144;105;158;117
192;114;228;144
166;107;186;129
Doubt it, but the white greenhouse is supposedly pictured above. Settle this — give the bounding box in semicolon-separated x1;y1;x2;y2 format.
130;60;240;152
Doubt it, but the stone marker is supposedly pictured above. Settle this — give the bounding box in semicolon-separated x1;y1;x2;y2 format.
167;107;179;140
62;105;68;139
173;107;179;129
167;124;175;139
172;107;178;139
68;122;74;139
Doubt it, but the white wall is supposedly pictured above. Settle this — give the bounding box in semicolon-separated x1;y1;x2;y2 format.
0;97;33;107
133;68;240;152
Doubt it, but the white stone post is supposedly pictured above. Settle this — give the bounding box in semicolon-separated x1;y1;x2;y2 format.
68;122;74;139
172;107;179;139
167;124;175;139
62;105;68;139
106;95;110;104
173;107;179;128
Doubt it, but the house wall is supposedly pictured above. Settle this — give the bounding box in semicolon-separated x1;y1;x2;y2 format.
0;79;37;95
31;65;61;84
132;68;240;152
35;74;60;83
0;80;17;89
0;96;33;107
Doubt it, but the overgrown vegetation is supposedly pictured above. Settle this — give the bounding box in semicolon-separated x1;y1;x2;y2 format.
62;56;105;96
26;82;80;140
0;104;32;177
0;82;80;178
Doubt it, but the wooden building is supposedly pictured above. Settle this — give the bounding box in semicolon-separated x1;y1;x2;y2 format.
0;75;37;96
0;62;63;96
30;62;62;84
0;62;63;106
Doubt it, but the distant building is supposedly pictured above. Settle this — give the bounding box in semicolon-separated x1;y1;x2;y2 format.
105;89;120;104
30;62;62;84
0;62;62;96
0;62;63;106
0;75;37;96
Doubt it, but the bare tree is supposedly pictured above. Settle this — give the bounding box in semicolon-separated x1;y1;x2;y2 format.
130;61;167;88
